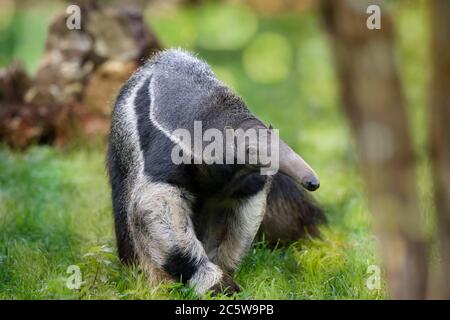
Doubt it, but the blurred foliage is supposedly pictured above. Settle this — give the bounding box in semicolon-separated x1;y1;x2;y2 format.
0;1;64;72
243;32;293;84
197;3;258;50
0;0;432;299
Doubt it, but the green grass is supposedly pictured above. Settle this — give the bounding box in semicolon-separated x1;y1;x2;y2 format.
0;146;383;299
0;1;431;300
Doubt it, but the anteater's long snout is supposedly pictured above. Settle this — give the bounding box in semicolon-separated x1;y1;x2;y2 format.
278;138;320;191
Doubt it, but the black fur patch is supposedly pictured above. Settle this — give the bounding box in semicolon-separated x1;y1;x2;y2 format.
228;171;268;198
133;76;193;186
163;246;206;282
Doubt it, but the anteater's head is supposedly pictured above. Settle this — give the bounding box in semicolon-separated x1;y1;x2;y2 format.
236;117;320;192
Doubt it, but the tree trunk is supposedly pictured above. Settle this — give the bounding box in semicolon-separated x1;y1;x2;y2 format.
429;0;450;299
319;0;428;299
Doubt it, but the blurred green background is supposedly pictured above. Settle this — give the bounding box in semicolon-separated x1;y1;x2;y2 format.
0;0;432;299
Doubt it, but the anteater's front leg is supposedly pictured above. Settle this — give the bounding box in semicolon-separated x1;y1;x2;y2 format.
211;179;271;274
129;180;238;295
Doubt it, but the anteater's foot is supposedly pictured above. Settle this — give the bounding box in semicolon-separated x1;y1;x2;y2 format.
210;273;241;296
